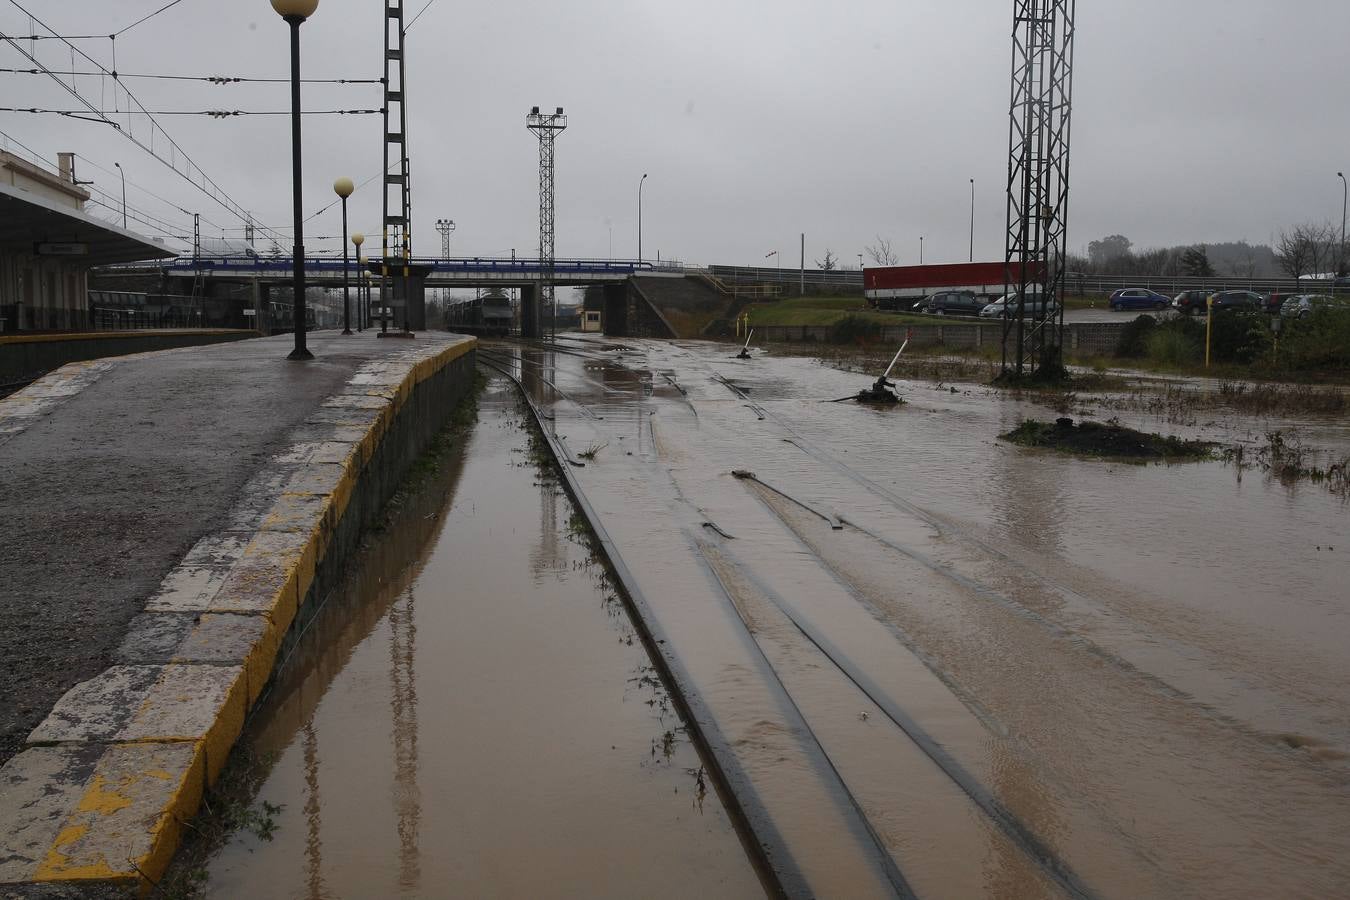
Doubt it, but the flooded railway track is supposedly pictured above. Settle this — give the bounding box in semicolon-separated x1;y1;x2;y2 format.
485;336;1350;899
183;374;766;899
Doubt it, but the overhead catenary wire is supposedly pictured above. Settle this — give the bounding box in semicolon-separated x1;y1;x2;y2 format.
0;67;382;84
0;107;383;117
404;0;438;32
1;0;288;243
112;0;189;37
0;127;199;237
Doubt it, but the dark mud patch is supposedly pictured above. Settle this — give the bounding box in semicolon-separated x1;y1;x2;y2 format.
1001;417;1214;461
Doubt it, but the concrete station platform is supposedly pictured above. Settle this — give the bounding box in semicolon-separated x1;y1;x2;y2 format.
0;330;476;896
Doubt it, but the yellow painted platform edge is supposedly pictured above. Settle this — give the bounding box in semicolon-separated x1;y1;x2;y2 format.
19;336;475;893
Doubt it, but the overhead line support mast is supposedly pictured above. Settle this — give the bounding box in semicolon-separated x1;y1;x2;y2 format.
381;0;414;335
1003;0;1076;377
526;107;567;341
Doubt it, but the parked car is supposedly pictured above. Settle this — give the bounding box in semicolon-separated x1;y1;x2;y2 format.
979;292;1058;319
1207;290;1263;312
1280;294;1350;318
1172;289;1214;315
1108;288;1171;311
923;290;987;316
1261;292;1286;314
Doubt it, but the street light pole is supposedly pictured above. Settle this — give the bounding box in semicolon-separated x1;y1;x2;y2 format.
969;178;975;262
920;236;924;265
1338;172;1347;276
334;177;354;335
273;0;319;361
638;173;648;264
114;162;126;229
352;232;365;331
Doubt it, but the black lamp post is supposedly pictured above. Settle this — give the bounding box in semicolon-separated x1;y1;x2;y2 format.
969;178;975;262
637;173;648;263
114;162;127;228
1338;172;1347;276
334;176;354;334
352;232;365;331
272;0;319;360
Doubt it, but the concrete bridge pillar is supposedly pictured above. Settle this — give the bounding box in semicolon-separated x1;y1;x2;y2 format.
603;283;629;337
381;270;429;332
520;284;540;338
252;279;271;334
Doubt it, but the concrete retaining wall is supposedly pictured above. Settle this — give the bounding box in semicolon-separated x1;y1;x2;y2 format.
0;329;258;380
753;321;1127;354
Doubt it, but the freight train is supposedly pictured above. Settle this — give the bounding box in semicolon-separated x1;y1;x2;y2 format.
446;289;515;335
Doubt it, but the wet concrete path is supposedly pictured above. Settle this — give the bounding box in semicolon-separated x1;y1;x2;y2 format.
199;377;763;898
478;336;1350;899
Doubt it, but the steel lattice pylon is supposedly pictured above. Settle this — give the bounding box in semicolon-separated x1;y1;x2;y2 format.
1003;0;1076;377
381;0;413;332
527;107;567;340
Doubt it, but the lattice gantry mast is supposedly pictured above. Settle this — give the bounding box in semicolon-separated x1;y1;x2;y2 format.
382;0;414;333
526;107;567;340
1003;0;1076;377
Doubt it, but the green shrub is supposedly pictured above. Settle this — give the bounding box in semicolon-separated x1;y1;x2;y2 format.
1145;328;1200;365
1207;311;1272;364
1277;309;1350;371
1114;314;1157;358
831;315;882;344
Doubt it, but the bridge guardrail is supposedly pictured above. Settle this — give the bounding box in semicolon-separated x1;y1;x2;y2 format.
121;256;661;276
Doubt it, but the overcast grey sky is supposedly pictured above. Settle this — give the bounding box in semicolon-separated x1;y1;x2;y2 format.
2;0;1347;267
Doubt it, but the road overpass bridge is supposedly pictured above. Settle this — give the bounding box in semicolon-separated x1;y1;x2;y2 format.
99;256;693;337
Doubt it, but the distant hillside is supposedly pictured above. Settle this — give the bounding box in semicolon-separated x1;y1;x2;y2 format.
1072;235;1280;278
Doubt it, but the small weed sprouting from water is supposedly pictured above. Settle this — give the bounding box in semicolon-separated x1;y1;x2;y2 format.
577;441;607;461
1217;381;1347;416
218;799;283;843
1260;430;1308;483
1223;431;1350;497
156;746;283;898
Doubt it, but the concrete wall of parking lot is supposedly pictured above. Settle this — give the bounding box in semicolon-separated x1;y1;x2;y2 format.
753;321;1127;354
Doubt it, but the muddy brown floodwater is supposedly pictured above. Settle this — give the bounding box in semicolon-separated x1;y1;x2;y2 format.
197;377;764;898
475;336;1350;899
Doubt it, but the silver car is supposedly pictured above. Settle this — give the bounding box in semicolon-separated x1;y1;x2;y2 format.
979;292;1059;319
1279;294;1347;319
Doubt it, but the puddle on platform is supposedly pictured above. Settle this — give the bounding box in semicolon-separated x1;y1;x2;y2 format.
197;377;763;899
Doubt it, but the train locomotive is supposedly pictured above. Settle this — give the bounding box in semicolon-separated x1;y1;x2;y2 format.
446;289;515;336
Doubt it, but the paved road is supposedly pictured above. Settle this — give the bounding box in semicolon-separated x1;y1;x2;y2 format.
0;331;443;765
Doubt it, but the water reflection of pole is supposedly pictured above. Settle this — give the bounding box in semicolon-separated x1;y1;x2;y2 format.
388;590;421;891
530;348;563;579
302;720;327;900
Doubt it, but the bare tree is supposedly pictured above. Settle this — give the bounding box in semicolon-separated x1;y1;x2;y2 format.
1229;245;1258;279
815;249;838;271
865;236;898;267
1275;224;1336;280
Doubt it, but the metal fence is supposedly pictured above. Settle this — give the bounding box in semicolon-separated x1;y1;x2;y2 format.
1065;273;1344;297
89;291;209;330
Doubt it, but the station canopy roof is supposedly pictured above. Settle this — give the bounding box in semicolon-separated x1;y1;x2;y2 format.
0;180;176;267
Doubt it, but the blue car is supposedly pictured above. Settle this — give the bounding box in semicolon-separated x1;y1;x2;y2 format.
1108;288;1171;311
